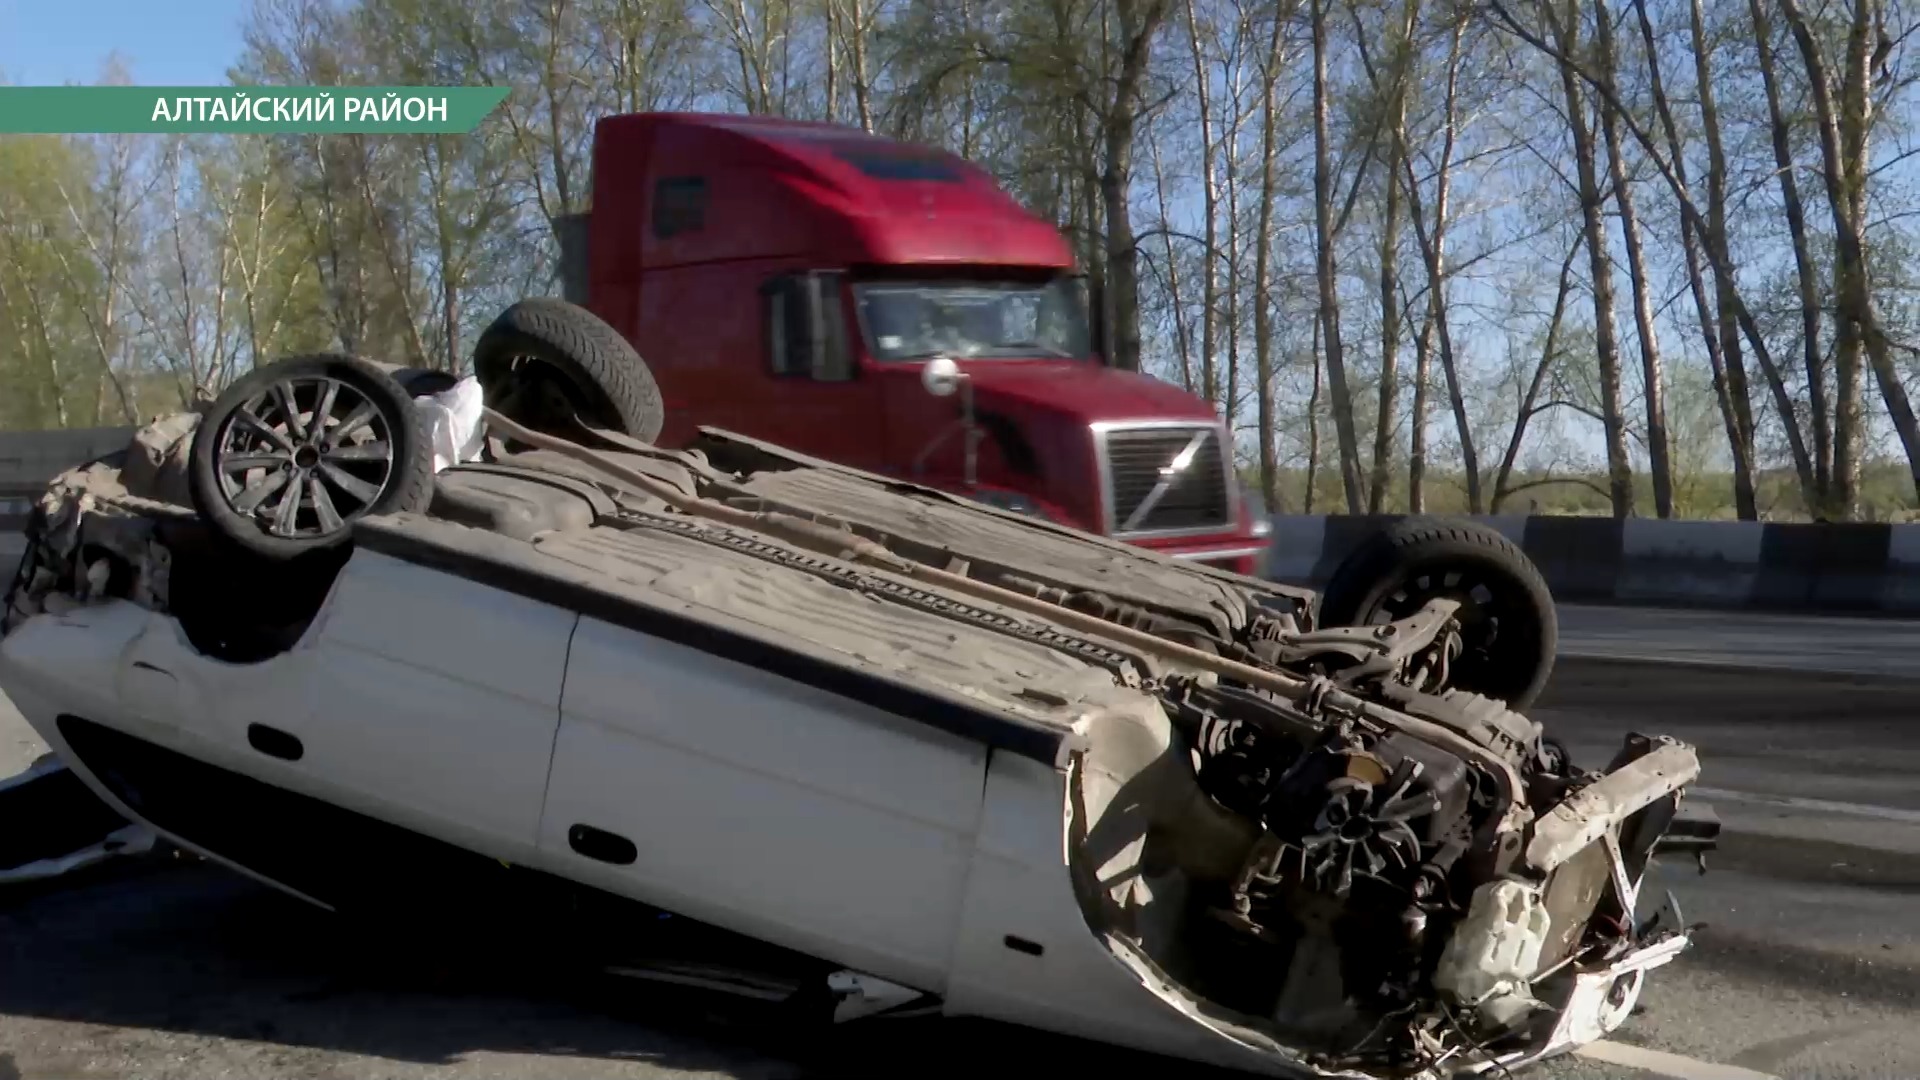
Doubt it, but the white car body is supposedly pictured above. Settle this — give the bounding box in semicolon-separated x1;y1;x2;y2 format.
0;423;1703;1079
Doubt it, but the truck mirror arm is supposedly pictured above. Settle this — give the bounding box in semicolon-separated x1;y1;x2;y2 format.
910;362;981;489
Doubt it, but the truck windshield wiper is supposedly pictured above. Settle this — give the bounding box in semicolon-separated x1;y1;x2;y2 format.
881;344;1072;361
988;342;1073;358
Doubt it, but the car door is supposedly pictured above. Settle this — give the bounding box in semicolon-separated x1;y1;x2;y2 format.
538;615;989;994
253;548;578;865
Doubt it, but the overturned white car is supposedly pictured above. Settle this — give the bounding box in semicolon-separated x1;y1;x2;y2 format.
0;300;1711;1078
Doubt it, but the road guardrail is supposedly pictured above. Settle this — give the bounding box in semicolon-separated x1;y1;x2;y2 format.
1268;512;1920;616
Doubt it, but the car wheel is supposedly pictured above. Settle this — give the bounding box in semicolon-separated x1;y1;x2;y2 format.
473;297;665;443
386;366;461;398
187;353;436;561
1316;516;1557;711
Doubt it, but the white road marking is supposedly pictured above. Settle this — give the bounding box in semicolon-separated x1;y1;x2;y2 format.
1692;784;1920;826
1575;1039;1782;1080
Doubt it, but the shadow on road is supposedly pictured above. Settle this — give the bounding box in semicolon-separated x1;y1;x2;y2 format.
0;858;1241;1079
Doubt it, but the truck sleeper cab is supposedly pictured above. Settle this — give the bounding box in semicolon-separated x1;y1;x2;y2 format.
552;111;1268;574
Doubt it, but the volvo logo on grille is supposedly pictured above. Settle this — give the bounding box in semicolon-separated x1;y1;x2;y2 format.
1121;429;1214;533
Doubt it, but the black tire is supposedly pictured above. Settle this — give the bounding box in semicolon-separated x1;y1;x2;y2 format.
187;353;436;561
387;366;460;398
472;298;664;443
1316;516;1557;711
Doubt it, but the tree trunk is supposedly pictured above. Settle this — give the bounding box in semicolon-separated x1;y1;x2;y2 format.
1685;30;1766;504
1147;129;1195;391
1593;0;1671;517
1408;299;1432;514
1306;315;1323;515
1689;7;1758;511
1369;0;1418;513
424;138;462;372
1099;0;1173;374
1634;0;1754;519
1688;0;1820;511
1183;0;1220;405
1550;4;1633;518
1370;146;1403;514
1311;0;1364;511
1780;0;1920;508
0;253;72;426
1494;237;1581;511
1397;15;1478;511
1222;55;1244;419
1254;8;1286;507
1486;0;1817;513
1076;104;1108;359
824;0;839;120
1748;0;1830;513
349;137;431;368
833;0;874;131
856;5;874;130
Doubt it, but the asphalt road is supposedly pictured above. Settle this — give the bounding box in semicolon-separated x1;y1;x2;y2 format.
4;605;1920;1080
1556;603;1920;681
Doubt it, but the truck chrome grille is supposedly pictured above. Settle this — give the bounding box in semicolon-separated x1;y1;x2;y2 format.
1097;424;1233;536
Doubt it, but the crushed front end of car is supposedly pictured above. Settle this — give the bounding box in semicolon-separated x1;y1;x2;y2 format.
1056;601;1705;1078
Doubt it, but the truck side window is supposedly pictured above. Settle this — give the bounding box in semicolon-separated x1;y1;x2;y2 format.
768;284;801;377
652;177;707;239
765;273;852;382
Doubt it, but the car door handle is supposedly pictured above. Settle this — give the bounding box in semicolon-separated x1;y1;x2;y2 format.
567;824;637;865
246;723;304;762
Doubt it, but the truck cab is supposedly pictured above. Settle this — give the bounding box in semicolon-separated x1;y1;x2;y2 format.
556;112;1269;573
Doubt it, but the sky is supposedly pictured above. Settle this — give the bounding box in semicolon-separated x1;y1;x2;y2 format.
0;0;248;87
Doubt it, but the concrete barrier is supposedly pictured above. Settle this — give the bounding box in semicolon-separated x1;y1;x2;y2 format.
1;532;22;596
1269;512;1920;616
0;427;135;491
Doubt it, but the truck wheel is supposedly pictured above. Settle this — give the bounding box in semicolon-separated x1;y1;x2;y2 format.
1316;516;1557;711
187;353;436;561
473;298;664;443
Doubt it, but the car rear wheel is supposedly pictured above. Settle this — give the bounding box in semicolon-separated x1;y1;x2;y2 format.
1316;516;1557;711
473;298;665;443
187;353;436;561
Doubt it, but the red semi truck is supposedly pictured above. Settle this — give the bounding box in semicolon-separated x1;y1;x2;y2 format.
552;111;1270;574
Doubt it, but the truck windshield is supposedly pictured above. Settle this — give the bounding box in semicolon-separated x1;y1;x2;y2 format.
853;279;1091;362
